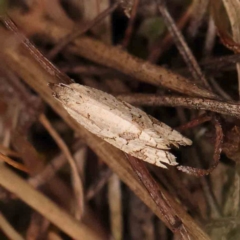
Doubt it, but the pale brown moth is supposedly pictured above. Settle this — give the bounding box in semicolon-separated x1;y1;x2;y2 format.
50;83;192;168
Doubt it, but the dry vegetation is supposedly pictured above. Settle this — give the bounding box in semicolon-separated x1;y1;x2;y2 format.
0;0;240;239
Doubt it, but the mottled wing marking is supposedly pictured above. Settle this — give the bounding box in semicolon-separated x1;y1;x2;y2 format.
51;83;192;168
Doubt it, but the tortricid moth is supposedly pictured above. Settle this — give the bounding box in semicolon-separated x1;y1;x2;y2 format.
50;83;192;168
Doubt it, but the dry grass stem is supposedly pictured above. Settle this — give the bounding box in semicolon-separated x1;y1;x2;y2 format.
122;0;140;48
108;174;123;240
204;16;216;56
222;0;240;98
0;144;20;158
155;0;210;89
127;155;192;239
7;12;217;99
48;1;120;59
39;114;84;220
176;115;212;132
0;165;104;240
0;153;29;173
117;94;240;119
177;117;223;176
188;0;210;37
28;140;83;188
86;167;112;201
2;16;73;84
148;1;194;63
0;212;24;240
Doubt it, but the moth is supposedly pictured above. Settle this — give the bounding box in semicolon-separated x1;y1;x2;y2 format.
50;83;192;168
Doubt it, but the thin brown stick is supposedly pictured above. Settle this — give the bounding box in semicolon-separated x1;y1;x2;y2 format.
86;167;112;201
177;117;223;176
62;64;113;76
7;11;217;99
96;0;101;14
222;0;240;99
48;1;119;59
1;16;72;84
201;54;240;71
47;231;63;240
0;165;104;240
177;54;240;75
0;212;24;240
188;0;209;37
199;171;222;218
0;153;29;173
203;16;216;57
39;114;84;220
148;1;194;63
0;144;20;158
117;94;240;119
122;0;139;48
155;0;210;89
176;114;212;132
26;212;50;240
209;77;232;101
178;118;222;217
28;140;83;188
127;155;191;239
28;152;67;188
1;66;44;133
108;174;123;240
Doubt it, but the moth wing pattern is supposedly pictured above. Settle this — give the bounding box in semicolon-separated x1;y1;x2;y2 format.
51;83;192;168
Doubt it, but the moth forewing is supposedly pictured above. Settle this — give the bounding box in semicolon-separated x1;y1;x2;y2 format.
50;83;192;168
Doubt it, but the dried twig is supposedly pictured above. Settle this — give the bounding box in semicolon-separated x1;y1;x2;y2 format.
108;174;123;240
28;152;67;188
122;0;140;48
29;140;83;189
1;16;72;84
200;173;222;218
128;191;155;239
62;64;113;77
7;11;217;99
48;1;119;59
153;166;204;220
11;132;44;175
0;212;24;240
176;114;212;132
0;144;20;158
203;17;216;56
127;155;191;239
201;54;240;71
188;0;209;37
26;212;50;240
155;0;210;89
86;167;112;201
47;231;63;240
148;1;194;63
117;94;240;119
1;67;43;133
221;0;240;98
0;164;104;240
0;153;29;173
39;114;84;220
208;77;232;101
177;117;223;176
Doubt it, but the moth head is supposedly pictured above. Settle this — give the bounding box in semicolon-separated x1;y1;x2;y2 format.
48;83;73;103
